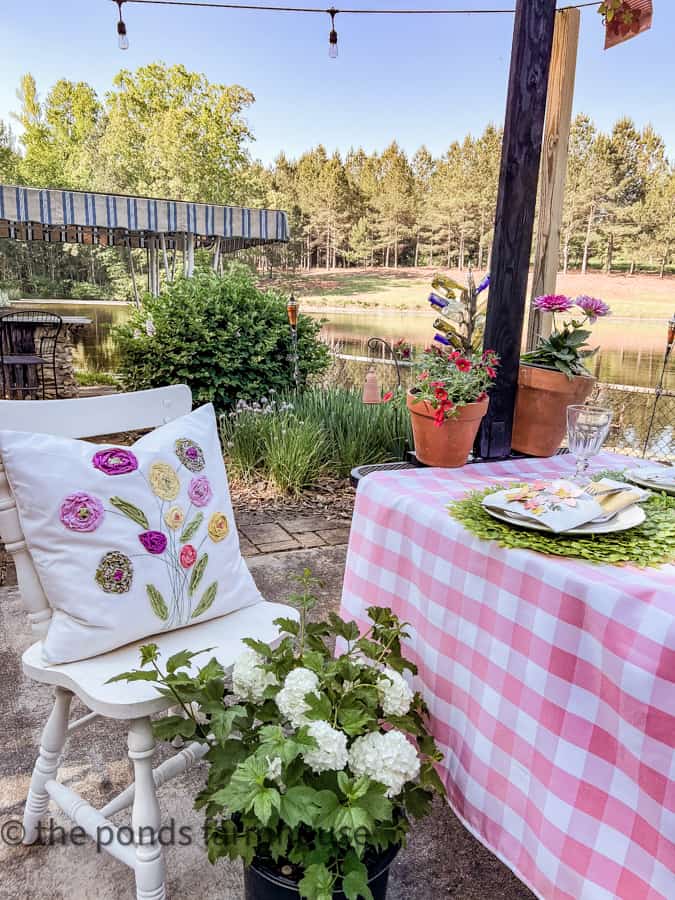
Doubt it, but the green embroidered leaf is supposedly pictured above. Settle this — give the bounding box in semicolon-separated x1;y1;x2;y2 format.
189;552;209;596
180;512;203;544
110;497;149;530
147;584;168;621
192;581;217;619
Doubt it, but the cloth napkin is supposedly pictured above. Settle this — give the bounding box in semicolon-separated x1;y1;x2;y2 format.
481;478;649;534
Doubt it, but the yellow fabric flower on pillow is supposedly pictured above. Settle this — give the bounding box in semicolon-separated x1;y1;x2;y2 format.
164;505;184;530
208;512;229;542
149;462;180;501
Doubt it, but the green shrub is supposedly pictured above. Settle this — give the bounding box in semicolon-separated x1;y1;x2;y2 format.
114;266;330;409
219;387;412;492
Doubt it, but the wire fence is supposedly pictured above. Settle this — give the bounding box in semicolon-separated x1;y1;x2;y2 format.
592;382;674;462
322;350;675;463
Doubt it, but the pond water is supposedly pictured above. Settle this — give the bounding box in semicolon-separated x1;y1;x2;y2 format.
12;300;672;390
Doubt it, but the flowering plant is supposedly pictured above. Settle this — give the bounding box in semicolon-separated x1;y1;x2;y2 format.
113;570;445;899
599;1;645;39
406;346;499;427
521;294;611;379
392;338;412;361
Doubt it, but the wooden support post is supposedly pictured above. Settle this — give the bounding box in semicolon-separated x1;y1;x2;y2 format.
526;8;581;350
477;0;557;460
127;240;140;308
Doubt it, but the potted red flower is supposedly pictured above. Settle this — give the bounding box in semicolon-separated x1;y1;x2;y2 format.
404;346;499;467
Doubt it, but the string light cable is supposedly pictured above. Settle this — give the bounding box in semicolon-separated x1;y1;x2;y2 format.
110;1;603;55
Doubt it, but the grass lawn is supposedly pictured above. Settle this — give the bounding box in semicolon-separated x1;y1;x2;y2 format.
265;267;675;320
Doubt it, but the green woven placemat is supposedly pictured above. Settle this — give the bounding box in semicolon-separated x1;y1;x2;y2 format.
448;473;675;567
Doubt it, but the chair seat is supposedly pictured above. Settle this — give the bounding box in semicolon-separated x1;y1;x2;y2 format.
22;600;298;719
2;354;47;365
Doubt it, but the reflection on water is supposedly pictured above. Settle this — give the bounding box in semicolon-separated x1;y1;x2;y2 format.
319;312;671;390
12;301;672;391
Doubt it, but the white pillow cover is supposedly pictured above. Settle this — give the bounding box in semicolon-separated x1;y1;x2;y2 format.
0;404;261;664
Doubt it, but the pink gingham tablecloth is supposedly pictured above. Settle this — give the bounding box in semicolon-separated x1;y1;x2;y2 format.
339;452;674;900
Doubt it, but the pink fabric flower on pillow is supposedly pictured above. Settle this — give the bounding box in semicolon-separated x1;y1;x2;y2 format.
179;544;197;568
92;448;138;476
60;492;105;532
138;531;168;554
188;476;212;508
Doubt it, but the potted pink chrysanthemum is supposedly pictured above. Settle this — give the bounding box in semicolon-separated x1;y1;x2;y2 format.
512;294;611;457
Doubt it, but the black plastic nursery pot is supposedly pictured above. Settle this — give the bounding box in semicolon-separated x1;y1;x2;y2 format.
244;845;399;900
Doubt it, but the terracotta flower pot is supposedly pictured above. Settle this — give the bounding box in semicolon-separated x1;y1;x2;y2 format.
511;364;595;457
407;391;489;468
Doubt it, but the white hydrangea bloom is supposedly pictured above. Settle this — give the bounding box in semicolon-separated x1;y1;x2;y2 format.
302;721;349;774
265;755;283;784
348;730;420;798
231;649;277;703
276;667;320;728
376;667;414;717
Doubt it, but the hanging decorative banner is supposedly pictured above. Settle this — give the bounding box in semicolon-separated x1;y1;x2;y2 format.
599;0;653;50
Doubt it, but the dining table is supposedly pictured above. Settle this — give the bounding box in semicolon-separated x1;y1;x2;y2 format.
339;451;674;900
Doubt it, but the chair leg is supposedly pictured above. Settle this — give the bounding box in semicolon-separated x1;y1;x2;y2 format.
23;686;73;844
128;718;166;900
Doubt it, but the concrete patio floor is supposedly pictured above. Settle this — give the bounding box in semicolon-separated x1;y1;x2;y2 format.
0;540;535;900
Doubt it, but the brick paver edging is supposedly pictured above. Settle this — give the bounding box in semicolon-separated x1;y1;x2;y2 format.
238;516;351;557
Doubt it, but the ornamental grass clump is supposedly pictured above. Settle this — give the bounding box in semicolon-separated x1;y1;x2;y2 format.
113;570;446;900
521;294;611;378
219;387;413;490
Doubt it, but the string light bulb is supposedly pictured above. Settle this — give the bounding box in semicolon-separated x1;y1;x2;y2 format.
328;7;338;59
116;0;129;50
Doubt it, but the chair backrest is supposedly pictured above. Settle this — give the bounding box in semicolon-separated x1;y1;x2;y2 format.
0;309;62;358
0;384;193;639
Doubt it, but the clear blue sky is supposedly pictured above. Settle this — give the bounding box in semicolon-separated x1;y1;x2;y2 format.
1;1;673;165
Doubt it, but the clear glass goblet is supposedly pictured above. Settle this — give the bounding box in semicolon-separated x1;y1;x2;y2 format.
566;405;613;482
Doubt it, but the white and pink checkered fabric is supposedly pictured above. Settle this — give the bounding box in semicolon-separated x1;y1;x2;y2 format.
340;452;674;900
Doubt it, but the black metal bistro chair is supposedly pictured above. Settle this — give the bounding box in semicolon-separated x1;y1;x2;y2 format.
0;310;62;400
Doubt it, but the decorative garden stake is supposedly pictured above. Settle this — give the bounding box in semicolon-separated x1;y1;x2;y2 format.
286;294;300;390
362;367;382;404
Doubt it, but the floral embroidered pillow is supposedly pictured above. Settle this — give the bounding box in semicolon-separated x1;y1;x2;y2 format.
0;404;262;664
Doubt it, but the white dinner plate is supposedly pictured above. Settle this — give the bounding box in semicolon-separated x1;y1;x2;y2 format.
625;468;675;496
484;503;646;536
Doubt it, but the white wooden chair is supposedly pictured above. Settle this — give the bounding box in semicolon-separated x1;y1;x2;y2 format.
0;385;298;900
